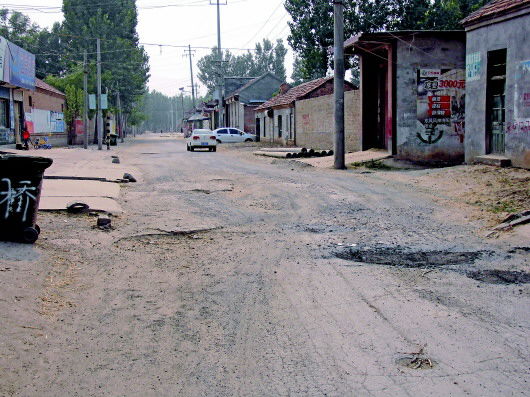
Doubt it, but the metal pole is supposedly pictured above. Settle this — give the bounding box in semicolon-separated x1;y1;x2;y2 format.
96;38;103;150
83;50;88;149
188;44;196;108
333;0;345;169
216;0;224;128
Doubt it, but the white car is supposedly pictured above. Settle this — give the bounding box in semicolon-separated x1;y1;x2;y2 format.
186;129;217;152
213;128;256;143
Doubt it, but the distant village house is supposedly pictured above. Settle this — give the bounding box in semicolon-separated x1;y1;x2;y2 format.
255;77;358;147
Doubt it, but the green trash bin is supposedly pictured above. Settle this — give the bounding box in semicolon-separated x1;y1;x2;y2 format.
0;153;53;244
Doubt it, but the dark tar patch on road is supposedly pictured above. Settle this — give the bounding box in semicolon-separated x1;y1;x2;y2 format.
467;270;530;285
334;246;483;268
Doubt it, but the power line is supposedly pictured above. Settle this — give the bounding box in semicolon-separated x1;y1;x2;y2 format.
3;0;256;14
242;0;284;47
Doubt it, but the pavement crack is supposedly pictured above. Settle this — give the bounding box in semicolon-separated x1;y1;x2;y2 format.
115;226;223;242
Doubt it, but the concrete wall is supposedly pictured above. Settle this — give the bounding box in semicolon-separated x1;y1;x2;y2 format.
465;13;530;169
295;90;361;151
395;34;466;164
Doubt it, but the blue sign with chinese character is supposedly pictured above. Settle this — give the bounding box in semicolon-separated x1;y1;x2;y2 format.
7;41;35;90
0;36;35;90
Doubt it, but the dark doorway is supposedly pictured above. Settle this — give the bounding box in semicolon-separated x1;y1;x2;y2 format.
255;117;260;142
360;49;393;152
486;49;507;154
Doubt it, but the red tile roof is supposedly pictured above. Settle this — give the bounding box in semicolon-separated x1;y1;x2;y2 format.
35;78;66;97
462;0;530;26
255;77;332;111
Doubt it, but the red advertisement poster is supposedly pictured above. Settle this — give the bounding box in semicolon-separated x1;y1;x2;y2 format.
417;69;466;144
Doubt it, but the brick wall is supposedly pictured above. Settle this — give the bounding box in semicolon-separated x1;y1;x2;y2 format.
301;79;356;100
23;88;65;114
295;90;361;151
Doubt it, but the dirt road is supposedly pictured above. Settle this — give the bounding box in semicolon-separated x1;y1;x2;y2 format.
1;135;529;396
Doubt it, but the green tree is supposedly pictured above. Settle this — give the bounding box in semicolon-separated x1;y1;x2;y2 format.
423;0;489;30
250;39;287;81
64;84;84;133
285;0;489;79
61;0;150;117
197;39;288;94
139;90;199;132
0;9;66;78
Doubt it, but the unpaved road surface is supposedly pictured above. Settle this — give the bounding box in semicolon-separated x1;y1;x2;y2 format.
1;135;529;396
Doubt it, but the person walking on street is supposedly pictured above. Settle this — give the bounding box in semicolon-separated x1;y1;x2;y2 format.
22;122;31;150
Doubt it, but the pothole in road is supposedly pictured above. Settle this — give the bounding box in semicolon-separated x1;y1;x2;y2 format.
395;355;437;370
467;270;530;285
335;246;483;268
395;346;436;370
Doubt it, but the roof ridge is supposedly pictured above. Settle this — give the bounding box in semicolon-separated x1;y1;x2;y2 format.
462;0;530;25
255;76;332;111
35;78;65;96
226;72;284;99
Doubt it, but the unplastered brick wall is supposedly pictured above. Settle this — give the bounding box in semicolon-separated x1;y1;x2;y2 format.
295;90;361;151
23;89;65;114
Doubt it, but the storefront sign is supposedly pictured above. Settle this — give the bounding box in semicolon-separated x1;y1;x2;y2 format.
0;36;35;90
417;68;466;144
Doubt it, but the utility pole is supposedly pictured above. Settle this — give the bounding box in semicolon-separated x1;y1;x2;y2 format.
117;91;124;143
184;45;196;108
171;99;175;132
214;0;225;127
179;87;185;131
333;0;345;169
83;50;88;149
96;38;103;150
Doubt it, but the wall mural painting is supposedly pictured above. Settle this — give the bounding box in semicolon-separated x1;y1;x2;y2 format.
510;60;530;135
416;69;466;144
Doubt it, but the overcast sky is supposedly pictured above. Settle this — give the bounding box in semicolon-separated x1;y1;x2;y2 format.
5;0;293;97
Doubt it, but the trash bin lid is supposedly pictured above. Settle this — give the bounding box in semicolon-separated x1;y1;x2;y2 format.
0;153;53;172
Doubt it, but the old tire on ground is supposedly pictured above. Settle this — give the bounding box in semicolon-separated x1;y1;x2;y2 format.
35;224;40;235
22;227;39;244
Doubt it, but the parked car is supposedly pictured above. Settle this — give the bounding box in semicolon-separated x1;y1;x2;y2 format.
186;129;217;152
213;128;256;143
